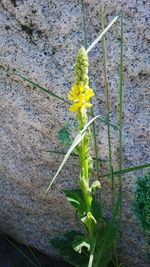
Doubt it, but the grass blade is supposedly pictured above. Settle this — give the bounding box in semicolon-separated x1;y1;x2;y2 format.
15;72;119;130
86;14;120;54
94;192;122;267
27;246;41;267
118;12;124;257
88;113;119;130
101;163;150;177
118;13;124;195
71;12;120;69
45;115;101;193
15;73;70;104
46;149;106;162
100;5;114;207
0;232;38;267
81;0;88;49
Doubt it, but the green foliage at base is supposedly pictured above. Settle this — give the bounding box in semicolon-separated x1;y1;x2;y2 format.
134;172;150;235
50;189;121;267
50;230;89;267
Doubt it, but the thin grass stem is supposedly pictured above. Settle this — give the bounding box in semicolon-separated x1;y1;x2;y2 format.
118;12;124;258
100;4;114;208
14;71;119;130
101;162;150;177
81;0;88;49
46;149;106;162
27;246;41;267
0;232;38;267
15;73;70;104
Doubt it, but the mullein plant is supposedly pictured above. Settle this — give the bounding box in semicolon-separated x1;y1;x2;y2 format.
50;47;121;267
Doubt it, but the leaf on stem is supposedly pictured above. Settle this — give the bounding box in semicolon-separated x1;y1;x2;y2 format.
73;236;90;254
63;189;86;217
45;115;101;193
50;231;89;267
90;180;101;192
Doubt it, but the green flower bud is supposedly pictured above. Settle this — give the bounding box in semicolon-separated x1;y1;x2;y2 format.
75;47;89;84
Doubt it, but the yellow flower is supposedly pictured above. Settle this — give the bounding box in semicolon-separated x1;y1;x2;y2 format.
68;82;95;112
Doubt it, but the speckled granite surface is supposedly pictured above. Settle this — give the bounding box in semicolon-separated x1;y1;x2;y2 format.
0;0;150;266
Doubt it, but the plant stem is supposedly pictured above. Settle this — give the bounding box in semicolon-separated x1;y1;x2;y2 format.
88;239;96;267
118;12;124;258
81;0;88;49
81;0;104;221
100;5;114;208
78;109;91;212
0;233;38;267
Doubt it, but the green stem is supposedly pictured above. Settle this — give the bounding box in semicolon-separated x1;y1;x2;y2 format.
0;233;38;267
81;0;100;180
81;0;104;223
88;239;96;267
100;5;114;207
77;109;95;250
81;0;88;49
118;12;124;258
90;103;104;220
78;109;91;212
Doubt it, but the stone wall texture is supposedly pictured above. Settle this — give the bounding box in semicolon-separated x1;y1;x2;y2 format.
0;0;150;266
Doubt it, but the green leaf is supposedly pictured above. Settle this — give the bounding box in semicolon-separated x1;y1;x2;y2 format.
91;197;103;224
81;212;97;228
46;149;106;162
0;232;38;267
88;155;93;178
50;231;89;267
63;189;86;217
86;14;120;54
90;180;101;192
15;73;69;104
45;115;101;193
73;236;90;254
101;163;150;178
94;225;116;267
94;192;122;267
134;172;150;234
71;13;120;69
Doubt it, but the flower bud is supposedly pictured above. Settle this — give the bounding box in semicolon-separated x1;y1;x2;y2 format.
75;47;89;84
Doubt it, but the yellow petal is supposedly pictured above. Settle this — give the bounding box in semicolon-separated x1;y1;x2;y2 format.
87;88;95;96
68;94;74;101
69;102;81;112
85;89;94;101
73;83;79;90
79;84;84;93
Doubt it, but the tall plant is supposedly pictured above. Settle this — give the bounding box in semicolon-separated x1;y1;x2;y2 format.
49;47;121;267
